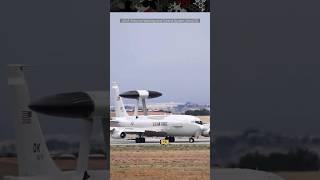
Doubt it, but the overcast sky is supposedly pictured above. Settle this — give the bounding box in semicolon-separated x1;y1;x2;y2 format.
110;13;210;105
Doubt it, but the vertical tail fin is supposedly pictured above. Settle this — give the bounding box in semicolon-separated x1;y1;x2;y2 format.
112;82;128;117
7;64;61;176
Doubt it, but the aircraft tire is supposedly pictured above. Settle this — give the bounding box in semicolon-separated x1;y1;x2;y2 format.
120;132;126;139
136;137;145;143
189;137;195;143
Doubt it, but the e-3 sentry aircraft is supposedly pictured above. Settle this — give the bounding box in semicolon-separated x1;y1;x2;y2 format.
110;83;210;143
5;64;108;180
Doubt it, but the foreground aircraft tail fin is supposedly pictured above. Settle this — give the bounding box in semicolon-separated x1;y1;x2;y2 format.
112;82;128;117
7;64;61;176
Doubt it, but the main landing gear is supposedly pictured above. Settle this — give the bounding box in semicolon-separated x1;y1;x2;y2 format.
135;137;145;143
165;136;175;142
136;134;145;143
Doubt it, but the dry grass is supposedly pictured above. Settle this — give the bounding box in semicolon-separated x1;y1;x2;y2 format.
110;145;210;180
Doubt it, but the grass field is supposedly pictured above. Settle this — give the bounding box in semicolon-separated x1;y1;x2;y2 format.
110;144;210;180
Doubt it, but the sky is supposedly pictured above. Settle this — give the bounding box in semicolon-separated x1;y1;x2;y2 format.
110;13;210;105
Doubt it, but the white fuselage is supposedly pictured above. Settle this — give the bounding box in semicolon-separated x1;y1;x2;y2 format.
112;114;203;137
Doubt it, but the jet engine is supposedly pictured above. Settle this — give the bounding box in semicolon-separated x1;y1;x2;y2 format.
111;129;126;139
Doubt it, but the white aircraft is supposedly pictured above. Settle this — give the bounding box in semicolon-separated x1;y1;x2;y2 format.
110;83;210;143
5;64;108;180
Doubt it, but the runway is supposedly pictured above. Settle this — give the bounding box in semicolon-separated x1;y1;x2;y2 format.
110;136;210;145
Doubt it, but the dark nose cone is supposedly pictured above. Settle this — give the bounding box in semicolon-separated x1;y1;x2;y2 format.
29;92;94;118
119;90;162;99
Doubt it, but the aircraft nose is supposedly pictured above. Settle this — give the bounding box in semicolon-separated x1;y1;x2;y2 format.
200;124;210;131
29;92;94;118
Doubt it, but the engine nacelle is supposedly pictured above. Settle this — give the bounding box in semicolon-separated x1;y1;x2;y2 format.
112;130;126;139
